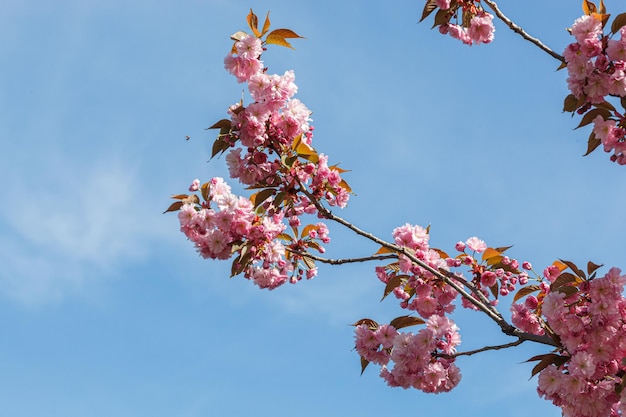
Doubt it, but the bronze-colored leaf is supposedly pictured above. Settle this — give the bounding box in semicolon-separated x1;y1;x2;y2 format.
559;259;586;279
431;248;450;260
265;28;304;49
526;353;569;378
594;100;616;112
360;356;370;375
513;285;541;303
482;247;501;261
211;138;231;159
261;11;271;36
432;8;450;28
352;318;378;330
302;255;315;269
163;200;184;214
554;285;579;297
301;224;317;238
390;315;425;330
374;245;397;256
277;233;293;242
208;119;232;130
201;182;210;202
550;272;581;291
583;0;597;16
563;94;580;113
576;107;611;129
494;245;513;253
420;0;438;22
612;13;626;34
338;179;352;194
584;132;601;157
252;188;276;208
381;274;406;301
247;9;261;37
170;193;190;200
587;261;603;276
273;191;286;208
600;0;606;14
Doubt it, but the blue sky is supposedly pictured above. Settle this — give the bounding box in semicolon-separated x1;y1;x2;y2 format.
1;1;625;416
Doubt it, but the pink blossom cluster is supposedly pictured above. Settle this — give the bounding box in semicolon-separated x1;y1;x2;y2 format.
564;15;626;163
178;177;289;289
374;223;457;318
174;33;353;289
511;266;626;417
439;11;495;45
222;34;350;210
178;177;329;289
453;236;531;307
355;316;462;394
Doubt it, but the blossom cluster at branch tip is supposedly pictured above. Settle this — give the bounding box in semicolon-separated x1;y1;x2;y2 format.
429;0;495;46
564;15;626;164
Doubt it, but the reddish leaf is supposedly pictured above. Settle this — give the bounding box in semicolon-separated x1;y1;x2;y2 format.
526;353;569;378
261;12;271;36
208;119;232;130
390;315;425;330
201;182;210;202
265;28;304;49
559;259;586;279
513;285;541;303
482;247;501;261
432;8;450;28
381;274;406;301
251;188;276;208
420;0;438;22
587;261;603;276
360;356;370;375
583;0;597;16
584;137;601;158
170;193;190;200
247;9;261;37
211;138;231;159
301;224;318;238
563;94;579;112
163;200;184;214
374;245;397;255
550;272;581;291
612;13;626;34
352;318;378;330
576;108;611;129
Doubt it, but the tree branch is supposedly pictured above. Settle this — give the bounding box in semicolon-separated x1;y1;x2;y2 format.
483;0;566;64
286;249;398;265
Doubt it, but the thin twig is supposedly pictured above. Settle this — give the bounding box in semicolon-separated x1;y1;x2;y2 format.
483;0;566;64
286;249;398;265
438;338;524;358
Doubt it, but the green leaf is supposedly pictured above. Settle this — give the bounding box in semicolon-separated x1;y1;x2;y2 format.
390;315;425;330
420;0;438;22
265;28;304;49
513;285;541;303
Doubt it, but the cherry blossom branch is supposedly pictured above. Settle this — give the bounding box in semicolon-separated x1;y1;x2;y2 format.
299;188;560;348
482;0;566;63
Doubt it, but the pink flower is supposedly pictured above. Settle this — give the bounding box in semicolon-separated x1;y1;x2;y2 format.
468;13;495;45
570;15;602;44
235;34;263;59
224;54;263;83
480;271;497;287
465;236;486;253
435;0;451;10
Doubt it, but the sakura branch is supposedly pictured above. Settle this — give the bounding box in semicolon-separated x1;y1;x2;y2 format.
168;5;626;417
482;0;565;63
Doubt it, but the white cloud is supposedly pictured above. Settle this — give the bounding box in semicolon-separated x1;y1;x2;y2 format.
0;154;168;307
